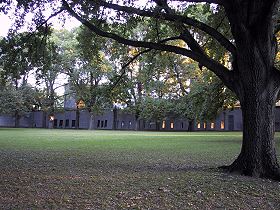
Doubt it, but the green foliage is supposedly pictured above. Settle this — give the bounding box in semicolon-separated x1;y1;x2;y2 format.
0;84;38;115
139;97;173;122
174;70;237;121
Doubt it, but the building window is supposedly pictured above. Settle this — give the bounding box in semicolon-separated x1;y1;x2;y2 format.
101;120;104;128
181;122;184;129
59;120;63;128
220;120;225;129
54;119;58;128
170;121;174;129
72;120;76;127
210;122;215;129
129;121;132;128
162;120;166;129
203;122;207;129
97;120;100;128
65;119;69;127
197;122;201;129
105;120;108;127
121;121;124;128
149;121;152;128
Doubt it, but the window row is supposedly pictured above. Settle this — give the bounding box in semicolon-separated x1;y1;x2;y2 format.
97;120;108;128
53;119;76;128
197;121;225;129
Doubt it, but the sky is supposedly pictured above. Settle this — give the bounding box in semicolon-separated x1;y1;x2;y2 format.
0;14;12;37
0;12;81;37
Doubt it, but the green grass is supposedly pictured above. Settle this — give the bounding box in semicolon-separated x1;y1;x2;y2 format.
1;128;280;209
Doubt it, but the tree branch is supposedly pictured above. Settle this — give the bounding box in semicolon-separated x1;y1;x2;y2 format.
180;29;205;55
36;8;65;30
93;0;236;55
62;0;234;90
170;0;224;5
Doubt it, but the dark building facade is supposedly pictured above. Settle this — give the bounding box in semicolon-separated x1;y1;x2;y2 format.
1;107;280;132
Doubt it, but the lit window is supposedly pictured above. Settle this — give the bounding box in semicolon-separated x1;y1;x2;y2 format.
221;120;225;129
170;121;174;129
162;120;166;129
211;122;215;129
197;122;201;129
203;122;206;129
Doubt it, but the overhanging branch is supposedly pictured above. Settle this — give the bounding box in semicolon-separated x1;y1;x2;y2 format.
94;0;236;56
170;0;224;5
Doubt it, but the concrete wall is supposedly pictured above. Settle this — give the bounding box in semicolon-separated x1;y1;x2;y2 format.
1;107;280;131
115;110;136;130
0;115;15;127
92;110;114;130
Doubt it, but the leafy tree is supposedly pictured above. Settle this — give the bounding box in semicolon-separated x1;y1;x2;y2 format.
2;0;280;180
0;84;38;127
139;97;173;130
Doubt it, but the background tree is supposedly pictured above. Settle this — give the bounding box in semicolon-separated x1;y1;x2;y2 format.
0;84;38;127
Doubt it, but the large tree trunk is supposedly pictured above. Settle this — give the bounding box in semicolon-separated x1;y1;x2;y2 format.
221;0;280;180
223;89;280;180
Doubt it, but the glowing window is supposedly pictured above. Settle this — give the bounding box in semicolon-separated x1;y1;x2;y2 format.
162;120;166;129
203;122;206;129
170;122;174;129
197;122;201;129
211;122;215;129
221;120;225;129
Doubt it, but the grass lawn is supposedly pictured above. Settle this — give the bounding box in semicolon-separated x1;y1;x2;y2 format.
1;128;280;209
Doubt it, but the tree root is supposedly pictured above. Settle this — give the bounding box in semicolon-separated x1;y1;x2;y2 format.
218;163;280;181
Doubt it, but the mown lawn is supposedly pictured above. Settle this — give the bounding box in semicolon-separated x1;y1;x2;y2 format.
1;128;280;209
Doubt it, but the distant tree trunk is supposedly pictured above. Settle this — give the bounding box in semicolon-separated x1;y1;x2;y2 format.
135;118;140;131
156;121;160;131
187;119;194;132
14;111;20;128
76;108;80;129
88;113;95;130
113;108;117;130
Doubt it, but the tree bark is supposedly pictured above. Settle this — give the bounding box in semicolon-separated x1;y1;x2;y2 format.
223;89;280;180
217;0;280;180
